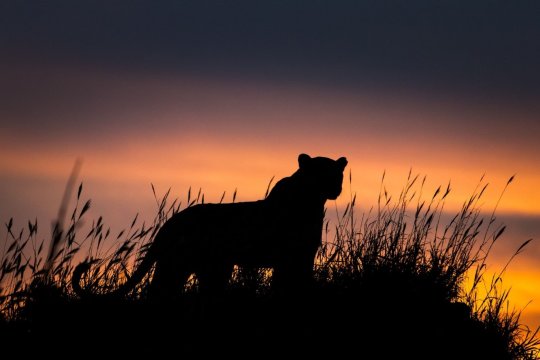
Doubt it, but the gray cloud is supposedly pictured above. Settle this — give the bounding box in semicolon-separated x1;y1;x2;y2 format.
1;0;539;97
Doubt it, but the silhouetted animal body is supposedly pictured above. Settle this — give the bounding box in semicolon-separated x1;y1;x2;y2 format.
72;154;347;298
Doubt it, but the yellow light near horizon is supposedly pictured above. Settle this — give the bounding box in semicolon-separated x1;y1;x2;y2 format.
463;262;540;332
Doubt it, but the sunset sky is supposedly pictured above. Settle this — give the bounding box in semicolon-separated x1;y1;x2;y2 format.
1;1;539;330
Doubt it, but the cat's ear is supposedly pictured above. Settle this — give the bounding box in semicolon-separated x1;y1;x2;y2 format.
337;157;348;170
298;153;311;168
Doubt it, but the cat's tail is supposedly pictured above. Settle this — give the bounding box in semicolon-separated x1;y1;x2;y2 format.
71;248;156;299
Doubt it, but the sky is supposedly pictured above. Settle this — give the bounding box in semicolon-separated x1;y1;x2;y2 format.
1;0;540;330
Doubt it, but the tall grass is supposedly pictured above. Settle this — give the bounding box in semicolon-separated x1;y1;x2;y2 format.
315;171;539;358
0;172;538;358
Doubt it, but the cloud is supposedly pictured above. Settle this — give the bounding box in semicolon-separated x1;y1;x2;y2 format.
1;0;539;96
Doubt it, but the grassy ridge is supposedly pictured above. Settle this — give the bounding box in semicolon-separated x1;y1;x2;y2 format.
0;173;538;358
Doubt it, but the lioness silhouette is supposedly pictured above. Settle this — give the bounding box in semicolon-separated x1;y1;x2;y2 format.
72;154;347;298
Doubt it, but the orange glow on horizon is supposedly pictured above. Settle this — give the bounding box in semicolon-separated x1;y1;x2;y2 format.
2;130;539;216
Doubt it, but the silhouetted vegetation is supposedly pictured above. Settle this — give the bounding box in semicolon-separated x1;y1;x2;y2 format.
1;172;538;358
